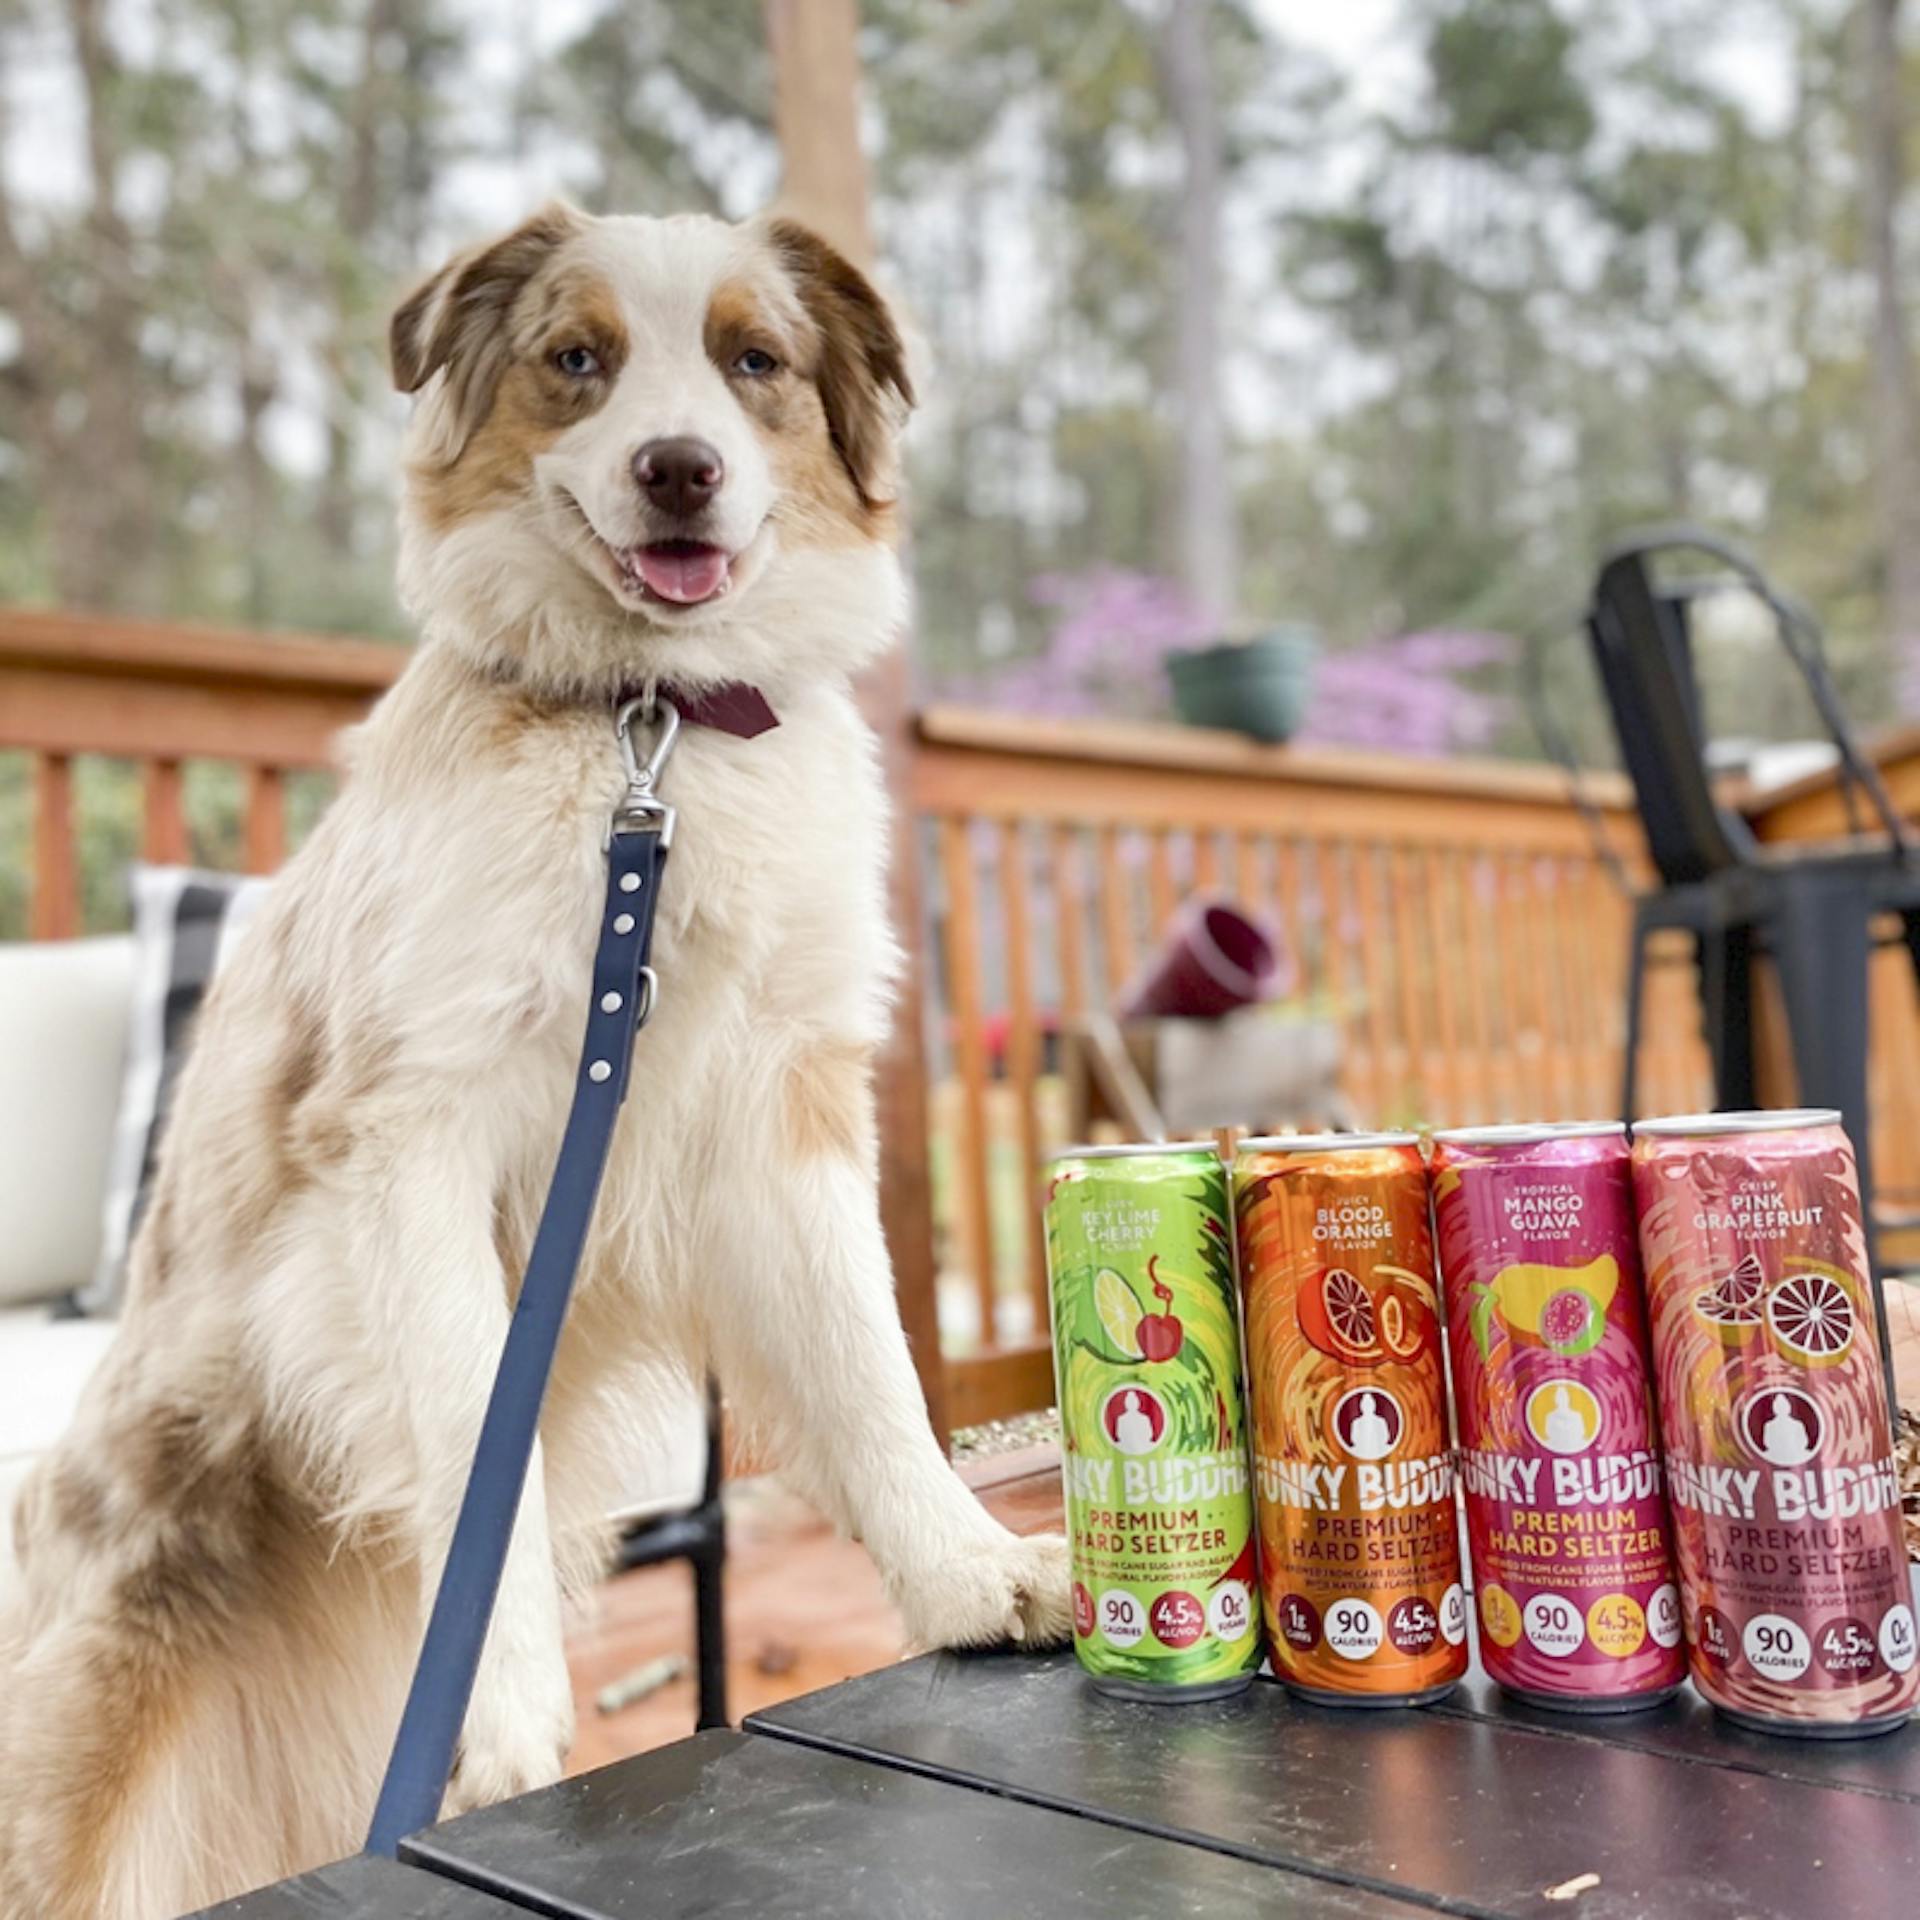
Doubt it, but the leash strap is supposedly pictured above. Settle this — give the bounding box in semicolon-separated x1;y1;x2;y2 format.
366;700;678;1856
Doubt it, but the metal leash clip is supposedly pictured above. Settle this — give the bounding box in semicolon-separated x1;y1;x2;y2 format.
611;692;680;849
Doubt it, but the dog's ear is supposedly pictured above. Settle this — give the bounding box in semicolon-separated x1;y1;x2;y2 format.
390;202;584;458
766;219;915;510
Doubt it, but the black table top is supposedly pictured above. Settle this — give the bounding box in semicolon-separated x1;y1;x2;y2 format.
748;1653;1920;1919
221;1578;1920;1918
189;1850;529;1917
400;1727;1430;1918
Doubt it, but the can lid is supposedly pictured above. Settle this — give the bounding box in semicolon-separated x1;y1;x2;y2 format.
1235;1130;1421;1154
1632;1108;1842;1138
1051;1139;1222;1163
1431;1120;1626;1147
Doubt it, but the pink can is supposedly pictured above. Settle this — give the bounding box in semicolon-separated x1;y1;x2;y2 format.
1634;1110;1916;1738
1433;1122;1686;1711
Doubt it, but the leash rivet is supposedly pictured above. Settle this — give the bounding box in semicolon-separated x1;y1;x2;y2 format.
613;913;635;934
588;1060;612;1083
601;992;622;1013
619;873;641;894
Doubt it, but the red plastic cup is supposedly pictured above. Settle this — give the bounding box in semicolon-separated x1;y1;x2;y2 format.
1116;897;1279;1021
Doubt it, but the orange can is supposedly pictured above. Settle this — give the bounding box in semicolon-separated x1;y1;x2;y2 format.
1234;1134;1466;1704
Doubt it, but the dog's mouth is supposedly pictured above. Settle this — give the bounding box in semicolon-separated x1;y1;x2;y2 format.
616;538;733;607
559;493;740;611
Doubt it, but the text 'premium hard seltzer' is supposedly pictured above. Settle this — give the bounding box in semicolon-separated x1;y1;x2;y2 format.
1432;1122;1684;1711
1235;1134;1466;1704
1045;1142;1262;1700
1635;1110;1917;1737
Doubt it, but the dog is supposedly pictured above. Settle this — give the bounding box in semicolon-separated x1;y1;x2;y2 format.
0;203;1070;1919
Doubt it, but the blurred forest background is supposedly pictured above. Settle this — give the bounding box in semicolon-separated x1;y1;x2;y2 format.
4;0;1920;779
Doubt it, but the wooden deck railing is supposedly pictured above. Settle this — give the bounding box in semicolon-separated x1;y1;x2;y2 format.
4;607;405;935
914;710;1719;1424
12;609;1920;1432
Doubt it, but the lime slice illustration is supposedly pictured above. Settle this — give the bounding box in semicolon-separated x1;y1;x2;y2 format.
1095;1266;1146;1359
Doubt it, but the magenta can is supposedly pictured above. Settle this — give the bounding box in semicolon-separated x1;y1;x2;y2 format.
1634;1110;1917;1738
1433;1122;1686;1711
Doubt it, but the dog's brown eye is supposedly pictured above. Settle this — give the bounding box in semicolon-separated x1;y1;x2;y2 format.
733;348;779;378
555;345;601;377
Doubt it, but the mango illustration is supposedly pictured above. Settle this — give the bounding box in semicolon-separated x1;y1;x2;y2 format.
1490;1253;1618;1338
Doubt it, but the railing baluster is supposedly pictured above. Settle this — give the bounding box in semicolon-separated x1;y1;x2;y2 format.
1389;847;1429;1119
1351;843;1396;1123
998;820;1047;1331
142;757;189;865
1499;853;1544;1116
1563;858;1606;1116
1148;828;1177;938
1274;837;1306;998
1234;832;1262;921
938;815;998;1350
1421;848;1463;1124
1459;848;1489;1121
1097;826;1134;999
245;764;286;873
1529;854;1569;1117
1051;824;1088;1023
1193;829;1221;893
30;752;79;939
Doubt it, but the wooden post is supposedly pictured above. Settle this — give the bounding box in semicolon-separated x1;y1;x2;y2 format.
765;0;950;1442
31;752;80;939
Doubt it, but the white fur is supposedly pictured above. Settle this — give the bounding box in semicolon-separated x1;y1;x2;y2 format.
0;210;1067;1920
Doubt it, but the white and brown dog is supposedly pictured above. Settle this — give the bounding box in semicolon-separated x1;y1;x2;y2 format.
0;205;1069;1919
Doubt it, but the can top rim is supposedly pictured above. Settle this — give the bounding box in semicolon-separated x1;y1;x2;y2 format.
1051;1139;1221;1163
1432;1120;1626;1147
1236;1130;1421;1154
1633;1108;1842;1138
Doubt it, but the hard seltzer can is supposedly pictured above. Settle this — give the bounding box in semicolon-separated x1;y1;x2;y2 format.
1045;1142;1262;1700
1634;1110;1917;1737
1235;1134;1467;1705
1432;1122;1685;1711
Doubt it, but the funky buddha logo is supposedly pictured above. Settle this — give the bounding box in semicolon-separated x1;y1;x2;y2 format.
1101;1384;1169;1456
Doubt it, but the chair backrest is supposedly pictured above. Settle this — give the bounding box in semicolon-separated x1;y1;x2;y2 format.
1587;545;1759;887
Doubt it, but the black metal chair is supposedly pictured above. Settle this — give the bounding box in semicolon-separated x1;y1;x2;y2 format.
609;1377;728;1729
1587;529;1920;1380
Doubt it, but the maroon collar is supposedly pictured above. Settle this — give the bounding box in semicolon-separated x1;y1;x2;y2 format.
654;680;779;739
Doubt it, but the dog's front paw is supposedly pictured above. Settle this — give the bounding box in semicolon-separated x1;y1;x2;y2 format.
896;1530;1073;1653
442;1662;575;1819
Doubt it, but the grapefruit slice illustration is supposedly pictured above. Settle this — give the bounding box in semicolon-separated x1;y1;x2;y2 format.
1722;1253;1766;1310
1691;1286;1763;1347
1765;1269;1856;1369
1299;1267;1385;1365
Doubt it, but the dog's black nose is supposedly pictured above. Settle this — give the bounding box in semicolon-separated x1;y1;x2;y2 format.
632;437;724;517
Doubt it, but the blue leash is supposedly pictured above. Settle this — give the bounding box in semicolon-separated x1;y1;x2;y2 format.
365;697;679;1857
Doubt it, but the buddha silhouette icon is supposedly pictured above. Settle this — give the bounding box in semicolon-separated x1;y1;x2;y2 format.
1525;1379;1602;1456
1740;1385;1824;1468
1333;1386;1403;1462
1102;1384;1168;1456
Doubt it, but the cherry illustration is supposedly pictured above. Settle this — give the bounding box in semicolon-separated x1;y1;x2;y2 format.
1138;1257;1186;1363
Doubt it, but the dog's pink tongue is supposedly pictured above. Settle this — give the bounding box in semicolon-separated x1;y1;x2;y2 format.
634;543;729;604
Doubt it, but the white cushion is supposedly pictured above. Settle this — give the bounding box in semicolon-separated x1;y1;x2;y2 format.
0;1305;122;1586
0;937;135;1304
607;1377;710;1524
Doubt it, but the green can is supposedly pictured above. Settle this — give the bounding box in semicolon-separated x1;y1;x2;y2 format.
1045;1141;1263;1700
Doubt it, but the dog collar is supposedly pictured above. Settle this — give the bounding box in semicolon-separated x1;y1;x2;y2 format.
652;681;779;739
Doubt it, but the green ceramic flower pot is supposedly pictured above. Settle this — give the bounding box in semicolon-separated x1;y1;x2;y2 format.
1166;626;1319;744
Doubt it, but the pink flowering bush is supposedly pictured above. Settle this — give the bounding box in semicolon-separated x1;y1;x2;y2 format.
933;566;1512;758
